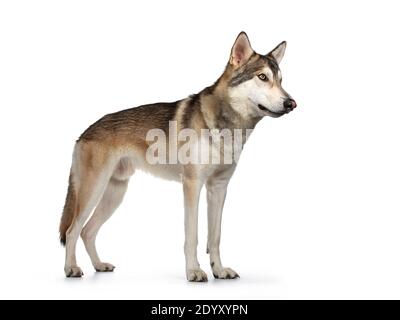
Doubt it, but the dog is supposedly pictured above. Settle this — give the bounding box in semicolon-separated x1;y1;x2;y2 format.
59;32;296;281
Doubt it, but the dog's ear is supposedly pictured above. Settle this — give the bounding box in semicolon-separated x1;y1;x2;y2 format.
230;32;254;68
268;41;287;64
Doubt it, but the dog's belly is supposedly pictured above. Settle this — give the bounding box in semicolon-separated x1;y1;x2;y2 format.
106;143;182;182
138;161;183;181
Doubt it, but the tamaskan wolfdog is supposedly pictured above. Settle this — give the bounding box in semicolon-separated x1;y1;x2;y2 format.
59;32;297;281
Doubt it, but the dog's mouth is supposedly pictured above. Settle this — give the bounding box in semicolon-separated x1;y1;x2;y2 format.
257;104;285;118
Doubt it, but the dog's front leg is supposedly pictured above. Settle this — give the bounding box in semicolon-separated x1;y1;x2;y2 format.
183;176;207;282
206;178;239;279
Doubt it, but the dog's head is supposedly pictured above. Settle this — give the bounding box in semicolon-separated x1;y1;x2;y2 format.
225;32;296;118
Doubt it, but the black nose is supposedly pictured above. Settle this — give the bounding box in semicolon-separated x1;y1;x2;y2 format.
284;98;297;111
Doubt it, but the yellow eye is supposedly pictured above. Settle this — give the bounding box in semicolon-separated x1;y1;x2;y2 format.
258;73;268;81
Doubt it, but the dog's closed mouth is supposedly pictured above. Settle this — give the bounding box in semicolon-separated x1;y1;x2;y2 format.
258;104;284;116
257;104;268;111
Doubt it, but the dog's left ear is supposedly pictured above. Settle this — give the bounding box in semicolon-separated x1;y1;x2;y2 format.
230;32;254;68
268;41;287;64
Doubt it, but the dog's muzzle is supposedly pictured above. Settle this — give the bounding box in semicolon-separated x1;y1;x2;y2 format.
258;98;297;117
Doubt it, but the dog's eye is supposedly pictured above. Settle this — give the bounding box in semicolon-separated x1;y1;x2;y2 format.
258;73;268;81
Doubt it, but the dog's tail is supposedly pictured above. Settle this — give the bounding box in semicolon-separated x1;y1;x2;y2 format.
59;171;77;246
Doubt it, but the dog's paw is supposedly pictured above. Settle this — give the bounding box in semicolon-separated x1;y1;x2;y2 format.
65;266;84;278
213;267;239;280
186;269;208;282
94;262;115;272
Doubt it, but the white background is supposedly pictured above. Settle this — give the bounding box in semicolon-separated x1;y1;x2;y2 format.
0;0;399;299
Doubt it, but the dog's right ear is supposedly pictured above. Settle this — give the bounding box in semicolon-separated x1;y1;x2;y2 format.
229;32;254;68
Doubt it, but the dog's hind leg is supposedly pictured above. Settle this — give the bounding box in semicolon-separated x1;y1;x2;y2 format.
81;158;134;272
81;178;128;272
64;144;114;278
